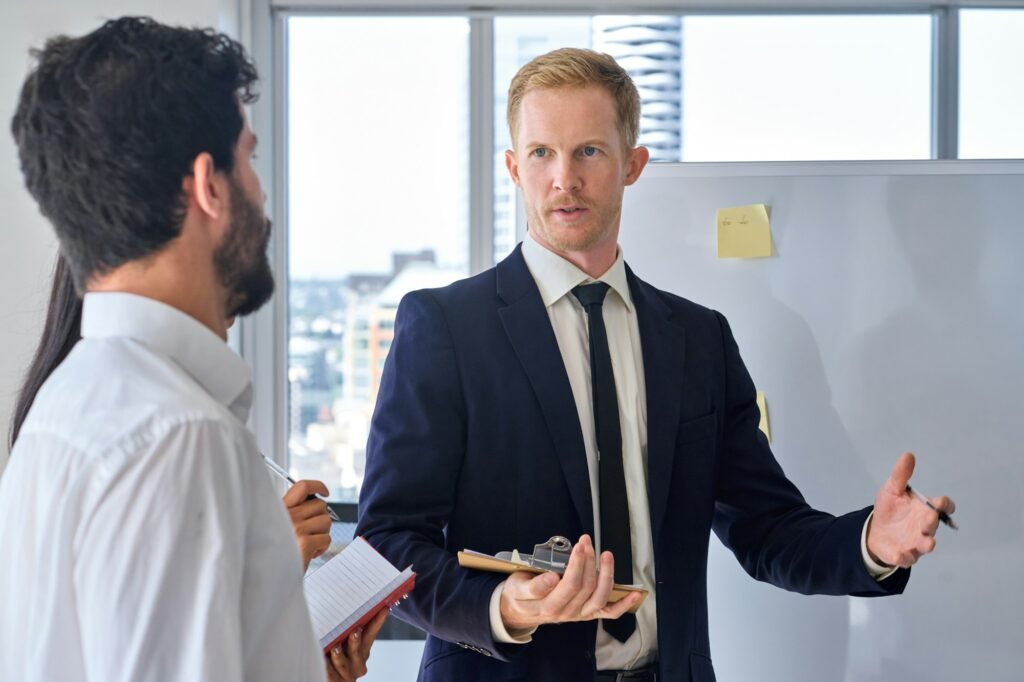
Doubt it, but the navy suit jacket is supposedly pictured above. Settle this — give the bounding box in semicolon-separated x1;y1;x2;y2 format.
356;245;908;682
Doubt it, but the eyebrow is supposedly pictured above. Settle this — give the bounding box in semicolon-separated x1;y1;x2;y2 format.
523;139;608;149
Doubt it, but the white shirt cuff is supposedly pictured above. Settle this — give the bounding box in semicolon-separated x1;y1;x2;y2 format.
861;511;898;581
489;582;536;644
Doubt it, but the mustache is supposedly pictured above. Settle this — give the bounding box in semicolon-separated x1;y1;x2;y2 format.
544;198;594;212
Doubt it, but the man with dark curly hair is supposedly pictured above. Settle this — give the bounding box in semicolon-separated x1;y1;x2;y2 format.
0;17;380;682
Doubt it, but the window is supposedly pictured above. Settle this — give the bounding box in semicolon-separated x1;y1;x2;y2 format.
959;9;1024;158
285;17;470;502
680;15;932;161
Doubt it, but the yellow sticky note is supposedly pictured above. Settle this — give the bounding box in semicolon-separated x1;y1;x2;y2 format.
756;391;771;442
717;204;772;258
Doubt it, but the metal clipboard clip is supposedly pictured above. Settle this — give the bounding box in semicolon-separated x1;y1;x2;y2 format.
495;535;573;574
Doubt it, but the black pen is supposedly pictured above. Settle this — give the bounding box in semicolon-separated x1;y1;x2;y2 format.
262;453;341;522
906;485;957;530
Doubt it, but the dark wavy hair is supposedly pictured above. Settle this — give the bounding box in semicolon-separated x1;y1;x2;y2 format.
8;256;81;448
10;16;259;292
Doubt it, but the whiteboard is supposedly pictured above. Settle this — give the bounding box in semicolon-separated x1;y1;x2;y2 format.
617;161;1024;682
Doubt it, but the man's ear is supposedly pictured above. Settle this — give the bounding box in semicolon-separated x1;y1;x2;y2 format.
184;152;228;220
504;149;521;187
623;146;650;187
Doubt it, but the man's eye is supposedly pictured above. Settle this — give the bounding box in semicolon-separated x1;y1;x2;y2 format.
582;146;598;157
532;148;547;158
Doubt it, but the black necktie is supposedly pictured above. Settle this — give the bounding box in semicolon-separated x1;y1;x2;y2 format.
572;282;636;642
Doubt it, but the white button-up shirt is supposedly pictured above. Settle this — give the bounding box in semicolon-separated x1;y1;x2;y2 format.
0;292;324;682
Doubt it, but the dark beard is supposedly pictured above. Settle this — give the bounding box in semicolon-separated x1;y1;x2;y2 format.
214;180;275;319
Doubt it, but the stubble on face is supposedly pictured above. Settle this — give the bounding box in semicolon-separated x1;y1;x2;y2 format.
531;194;620;254
214;179;275;319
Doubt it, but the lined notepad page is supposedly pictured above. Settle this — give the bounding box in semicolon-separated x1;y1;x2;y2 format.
304;537;412;648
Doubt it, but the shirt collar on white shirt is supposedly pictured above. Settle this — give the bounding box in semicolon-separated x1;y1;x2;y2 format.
521;231;634;313
80;292;253;420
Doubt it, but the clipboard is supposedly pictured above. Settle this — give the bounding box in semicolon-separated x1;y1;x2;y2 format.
458;536;647;613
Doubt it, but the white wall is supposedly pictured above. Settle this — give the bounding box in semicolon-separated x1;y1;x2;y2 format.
0;1;242;472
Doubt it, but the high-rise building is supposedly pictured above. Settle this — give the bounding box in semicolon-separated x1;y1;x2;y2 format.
593;16;684;162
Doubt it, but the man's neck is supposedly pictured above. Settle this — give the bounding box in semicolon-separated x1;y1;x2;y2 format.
88;255;229;340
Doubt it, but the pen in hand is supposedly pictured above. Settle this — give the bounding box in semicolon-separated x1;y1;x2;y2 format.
262;453;341;523
906;485;957;530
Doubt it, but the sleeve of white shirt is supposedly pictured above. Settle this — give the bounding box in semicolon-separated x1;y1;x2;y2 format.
861;512;899;581
488;582;537;644
73;417;251;682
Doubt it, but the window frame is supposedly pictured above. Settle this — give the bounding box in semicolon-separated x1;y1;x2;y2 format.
241;0;1022;511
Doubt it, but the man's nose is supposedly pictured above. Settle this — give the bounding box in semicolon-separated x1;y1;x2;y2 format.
552;158;582;193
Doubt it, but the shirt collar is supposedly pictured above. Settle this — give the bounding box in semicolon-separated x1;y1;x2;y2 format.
521;231;634;313
80;292;253;421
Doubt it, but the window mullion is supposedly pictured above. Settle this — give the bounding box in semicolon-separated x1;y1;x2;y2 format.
469;16;496;274
243;0;289;469
931;6;959;159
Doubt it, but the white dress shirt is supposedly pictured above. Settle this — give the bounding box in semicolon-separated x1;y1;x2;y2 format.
490;234;894;670
0;293;324;682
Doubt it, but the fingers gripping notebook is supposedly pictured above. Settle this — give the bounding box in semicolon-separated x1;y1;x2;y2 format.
303;536;415;653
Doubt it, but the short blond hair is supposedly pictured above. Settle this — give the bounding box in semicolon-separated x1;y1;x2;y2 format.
507;47;641;151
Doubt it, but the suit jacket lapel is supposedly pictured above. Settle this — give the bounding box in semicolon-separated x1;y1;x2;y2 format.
496;246;594;537
628;266;687;542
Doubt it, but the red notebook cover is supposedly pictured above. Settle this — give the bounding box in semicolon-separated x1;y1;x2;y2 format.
304;537;416;653
320;572;415;653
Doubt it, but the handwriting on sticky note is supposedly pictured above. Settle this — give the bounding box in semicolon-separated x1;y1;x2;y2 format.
756;391;771;442
717;204;772;258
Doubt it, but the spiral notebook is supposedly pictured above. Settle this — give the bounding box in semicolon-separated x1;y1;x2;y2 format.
303;536;415;653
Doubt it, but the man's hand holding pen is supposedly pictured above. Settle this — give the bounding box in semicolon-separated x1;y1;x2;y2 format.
284;479;334;571
866;452;958;569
